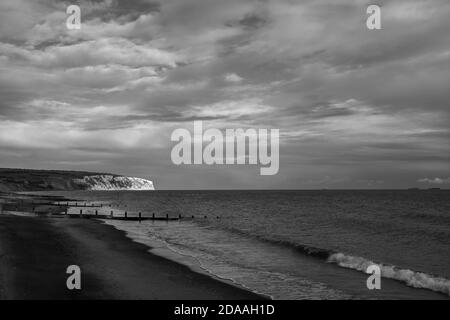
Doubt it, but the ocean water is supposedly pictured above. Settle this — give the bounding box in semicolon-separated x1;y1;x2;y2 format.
37;190;450;299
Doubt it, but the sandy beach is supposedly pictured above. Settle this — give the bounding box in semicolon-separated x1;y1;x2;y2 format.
0;213;265;300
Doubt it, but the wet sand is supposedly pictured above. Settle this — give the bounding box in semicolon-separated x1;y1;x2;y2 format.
0;214;265;300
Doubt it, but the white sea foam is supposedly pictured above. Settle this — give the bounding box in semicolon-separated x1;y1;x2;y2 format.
328;252;450;296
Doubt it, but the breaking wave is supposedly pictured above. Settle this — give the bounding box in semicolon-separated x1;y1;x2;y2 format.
328;252;450;296
208;224;450;296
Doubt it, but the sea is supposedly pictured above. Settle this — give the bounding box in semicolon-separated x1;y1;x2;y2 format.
35;190;450;299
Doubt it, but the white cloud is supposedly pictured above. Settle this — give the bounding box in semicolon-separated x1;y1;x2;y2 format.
0;38;180;69
0;118;167;151
185;98;274;120
224;73;244;83
418;178;450;184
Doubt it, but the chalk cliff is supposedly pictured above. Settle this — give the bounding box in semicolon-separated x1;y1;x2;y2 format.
73;175;154;191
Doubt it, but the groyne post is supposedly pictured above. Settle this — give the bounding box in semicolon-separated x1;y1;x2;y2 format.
139;212;142;222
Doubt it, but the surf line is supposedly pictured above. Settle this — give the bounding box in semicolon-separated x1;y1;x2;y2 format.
171;121;279;175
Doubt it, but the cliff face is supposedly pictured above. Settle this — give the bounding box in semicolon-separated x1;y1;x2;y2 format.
0;169;155;192
73;175;154;191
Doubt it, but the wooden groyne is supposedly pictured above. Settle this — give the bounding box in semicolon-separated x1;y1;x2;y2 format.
70;209;218;221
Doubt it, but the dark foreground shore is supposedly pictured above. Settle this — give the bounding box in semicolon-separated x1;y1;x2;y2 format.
0;213;265;300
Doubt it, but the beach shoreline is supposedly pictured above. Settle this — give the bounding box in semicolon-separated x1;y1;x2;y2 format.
0;212;266;300
2;190;449;300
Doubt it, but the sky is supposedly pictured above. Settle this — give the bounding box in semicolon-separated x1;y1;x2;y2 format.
0;0;449;189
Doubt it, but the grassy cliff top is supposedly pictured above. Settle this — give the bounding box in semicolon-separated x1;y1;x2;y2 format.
0;168;118;192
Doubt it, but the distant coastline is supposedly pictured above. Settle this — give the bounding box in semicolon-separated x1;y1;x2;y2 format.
0;168;154;192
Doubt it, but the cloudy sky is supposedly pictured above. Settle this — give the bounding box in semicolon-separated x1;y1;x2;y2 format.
0;0;449;189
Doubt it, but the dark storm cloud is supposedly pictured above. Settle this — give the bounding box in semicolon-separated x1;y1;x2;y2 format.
86;0;160;21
